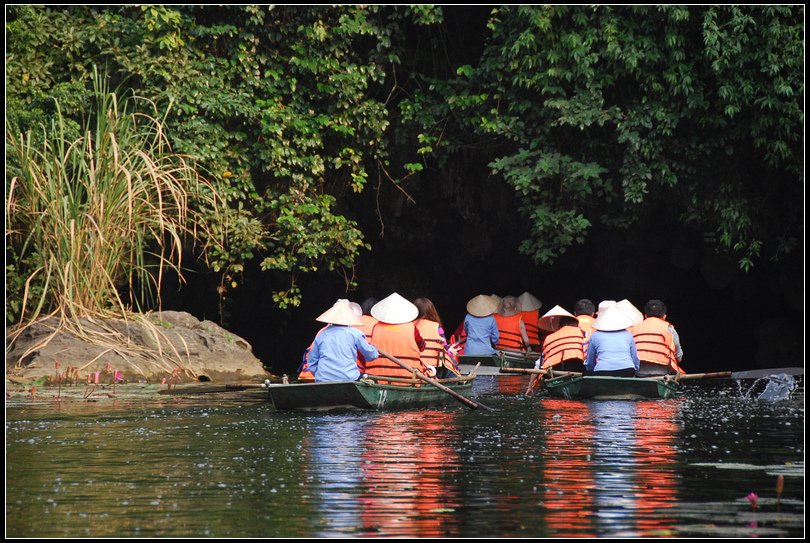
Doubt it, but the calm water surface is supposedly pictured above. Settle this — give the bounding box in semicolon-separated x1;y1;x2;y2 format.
6;376;804;537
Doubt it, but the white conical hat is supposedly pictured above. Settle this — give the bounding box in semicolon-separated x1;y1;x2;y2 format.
336;299;363;318
466;294;500;317
592;305;635;332
498;296;521;317
538;305;577;331
597;300;617;314
517;291;543;311
316;299;363;326
617;299;643;325
370;292;419;325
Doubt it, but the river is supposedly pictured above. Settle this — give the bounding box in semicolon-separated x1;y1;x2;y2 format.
5;376;804;537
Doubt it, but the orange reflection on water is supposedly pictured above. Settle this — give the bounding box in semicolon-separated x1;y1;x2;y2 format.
539;398;682;537
359;410;459;537
632;401;680;536
541;399;597;537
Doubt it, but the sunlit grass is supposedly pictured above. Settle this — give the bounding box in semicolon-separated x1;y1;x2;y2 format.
6;71;227;375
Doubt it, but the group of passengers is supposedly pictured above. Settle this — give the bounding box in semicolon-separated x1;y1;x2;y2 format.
301;291;683;383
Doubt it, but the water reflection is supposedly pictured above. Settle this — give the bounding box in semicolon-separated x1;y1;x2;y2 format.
358;410;460;537
539;399;682;537
305;416;369;536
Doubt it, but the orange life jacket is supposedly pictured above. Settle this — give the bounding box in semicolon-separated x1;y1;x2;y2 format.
366;322;424;383
631;317;683;373
415;319;444;366
493;313;525;351
355;315;378;342
541;326;585;369
520;309;541;346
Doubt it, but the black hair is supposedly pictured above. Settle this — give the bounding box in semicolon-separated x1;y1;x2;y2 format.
573;298;596;316
644;299;667;318
361;297;378;316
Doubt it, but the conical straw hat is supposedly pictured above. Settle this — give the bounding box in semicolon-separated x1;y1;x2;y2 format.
597;300;617;314
336;299;363;318
616;299;644;326
591;305;635;332
466;294;500;317
316;299;363;326
498;296;521;316
538;305;576;332
517;291;543;311
370;292;419;324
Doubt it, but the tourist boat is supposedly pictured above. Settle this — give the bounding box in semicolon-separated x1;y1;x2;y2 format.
544;374;679;400
458;349;541;376
267;373;477;411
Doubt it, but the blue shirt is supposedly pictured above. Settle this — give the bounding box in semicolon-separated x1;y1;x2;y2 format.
308;325;379;382
585;329;640;373
463;314;499;355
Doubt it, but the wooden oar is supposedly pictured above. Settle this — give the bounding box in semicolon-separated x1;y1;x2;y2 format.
377;349;494;412
679;367;804;381
157;383;266;395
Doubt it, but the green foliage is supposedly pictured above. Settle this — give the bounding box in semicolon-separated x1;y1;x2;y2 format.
6;5;442;313
402;5;803;268
5;71;227;325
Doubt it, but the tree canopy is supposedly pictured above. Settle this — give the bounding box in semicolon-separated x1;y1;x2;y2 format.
6;5;803;325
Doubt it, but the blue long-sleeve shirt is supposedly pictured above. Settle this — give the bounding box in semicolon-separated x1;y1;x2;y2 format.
463;314;499;355
585;329;640;373
308;325;379;382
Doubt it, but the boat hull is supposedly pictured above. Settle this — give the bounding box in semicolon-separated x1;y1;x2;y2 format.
545;375;679;400
458;351;540;376
267;378;475;411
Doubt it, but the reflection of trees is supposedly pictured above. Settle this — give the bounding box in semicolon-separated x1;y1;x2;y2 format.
359;410;460;537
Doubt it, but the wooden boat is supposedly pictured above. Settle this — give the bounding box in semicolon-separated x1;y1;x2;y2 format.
267;373;476;411
544;374;679;400
458;350;541;376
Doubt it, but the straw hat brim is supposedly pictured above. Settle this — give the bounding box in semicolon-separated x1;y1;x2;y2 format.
371;293;419;325
616;299;644;325
466;295;500;317
591;306;635;331
316;302;363;326
538;305;576;331
517;292;543;311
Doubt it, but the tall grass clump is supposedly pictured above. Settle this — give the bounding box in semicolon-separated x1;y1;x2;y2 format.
6;72;226;370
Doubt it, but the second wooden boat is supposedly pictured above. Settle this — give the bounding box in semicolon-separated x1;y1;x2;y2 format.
545;374;679;400
458;350;541;376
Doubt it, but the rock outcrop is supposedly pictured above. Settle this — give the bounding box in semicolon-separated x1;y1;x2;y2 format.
6;311;269;384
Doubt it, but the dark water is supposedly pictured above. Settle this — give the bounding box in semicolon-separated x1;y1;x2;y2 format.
5;376;804;538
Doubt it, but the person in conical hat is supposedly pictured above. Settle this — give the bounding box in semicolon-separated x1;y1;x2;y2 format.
584;305;639;377
460;294;500;355
597;300;617;315
517;292;544;349
494;296;530;351
616;299;644;326
306;299;379;382
365;293;431;382
466;294;499;317
537;305;585;372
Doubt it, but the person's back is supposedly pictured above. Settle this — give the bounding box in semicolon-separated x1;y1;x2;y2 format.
538;306;584;371
517;292;543;348
585;305;639;377
631;299;684;376
463;313;499;355
307;300;378;382
364;293;427;383
493;296;528;351
461;294;500;355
